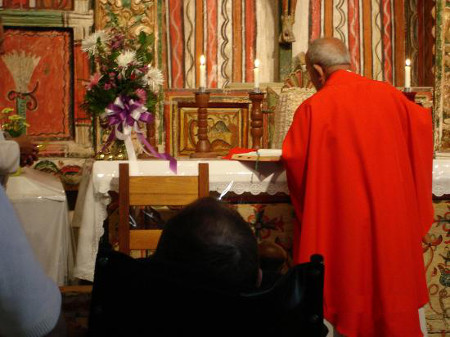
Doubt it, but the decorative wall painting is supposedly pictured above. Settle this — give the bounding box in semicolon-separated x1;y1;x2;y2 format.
0;0;73;10
0;28;73;140
176;105;248;156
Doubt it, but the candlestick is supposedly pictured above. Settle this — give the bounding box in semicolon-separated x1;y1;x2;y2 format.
190;92;218;158
254;59;260;91
199;55;206;90
249;92;265;149
405;58;411;90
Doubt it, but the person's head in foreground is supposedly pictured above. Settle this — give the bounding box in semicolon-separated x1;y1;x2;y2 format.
153;197;260;292
305;37;351;90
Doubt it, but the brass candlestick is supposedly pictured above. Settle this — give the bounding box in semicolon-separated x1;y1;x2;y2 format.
190;91;218;158
249;91;265;150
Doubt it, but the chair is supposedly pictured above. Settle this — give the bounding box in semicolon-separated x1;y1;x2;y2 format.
88;248;326;337
118;162;209;255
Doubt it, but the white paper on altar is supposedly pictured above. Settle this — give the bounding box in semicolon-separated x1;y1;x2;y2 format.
6;168;74;285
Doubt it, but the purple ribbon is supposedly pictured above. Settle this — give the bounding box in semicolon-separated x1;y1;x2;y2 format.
101;95;177;173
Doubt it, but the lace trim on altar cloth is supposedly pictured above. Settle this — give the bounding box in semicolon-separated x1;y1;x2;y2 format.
432;159;450;197
94;175;290;197
432;179;450;197
72;192;109;282
211;181;289;196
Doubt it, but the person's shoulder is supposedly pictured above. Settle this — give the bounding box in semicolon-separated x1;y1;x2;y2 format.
300;86;333;109
358;76;401;94
293;94;318;117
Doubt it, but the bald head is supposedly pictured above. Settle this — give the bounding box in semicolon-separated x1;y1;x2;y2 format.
305;37;351;90
306;37;351;68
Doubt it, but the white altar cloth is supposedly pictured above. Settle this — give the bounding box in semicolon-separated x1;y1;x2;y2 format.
73;158;450;281
6;168;74;285
72;159;287;281
432;158;450;196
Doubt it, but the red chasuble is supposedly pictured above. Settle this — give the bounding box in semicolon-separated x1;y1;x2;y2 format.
282;70;433;337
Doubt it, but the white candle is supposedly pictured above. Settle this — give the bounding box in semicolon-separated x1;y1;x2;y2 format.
405;59;411;89
254;59;260;90
199;55;206;89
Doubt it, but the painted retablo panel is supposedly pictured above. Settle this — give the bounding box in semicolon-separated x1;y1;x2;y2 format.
0;28;73;140
1;0;73;10
177;107;247;156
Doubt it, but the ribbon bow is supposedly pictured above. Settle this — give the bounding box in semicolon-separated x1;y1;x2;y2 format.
102;95;177;173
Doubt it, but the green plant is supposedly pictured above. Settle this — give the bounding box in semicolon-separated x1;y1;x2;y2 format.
0;108;30;137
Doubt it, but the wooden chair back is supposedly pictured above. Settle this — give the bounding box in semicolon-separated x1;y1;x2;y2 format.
118;162;209;255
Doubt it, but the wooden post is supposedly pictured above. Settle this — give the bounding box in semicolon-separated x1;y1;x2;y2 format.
249;92;265;149
146;119;156;149
118;163;130;255
191;91;217;158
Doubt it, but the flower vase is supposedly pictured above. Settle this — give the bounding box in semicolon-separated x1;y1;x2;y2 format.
96;138;128;161
110;140;128;160
95;119;128;160
8;127;26;138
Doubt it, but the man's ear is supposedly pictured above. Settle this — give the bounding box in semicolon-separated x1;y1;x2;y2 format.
256;268;262;288
313;64;326;85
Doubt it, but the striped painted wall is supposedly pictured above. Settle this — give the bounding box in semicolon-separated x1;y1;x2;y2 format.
405;0;436;87
161;0;259;89
162;1;417;89
303;0;406;86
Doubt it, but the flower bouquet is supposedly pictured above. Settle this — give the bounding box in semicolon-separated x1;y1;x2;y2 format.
0;107;38;173
81;16;176;171
0;107;30;137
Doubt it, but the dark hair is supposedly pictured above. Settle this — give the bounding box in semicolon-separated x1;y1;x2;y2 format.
153;197;259;292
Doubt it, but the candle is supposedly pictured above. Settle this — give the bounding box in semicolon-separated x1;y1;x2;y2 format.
254;59;260;91
199;55;206;89
405;58;411;89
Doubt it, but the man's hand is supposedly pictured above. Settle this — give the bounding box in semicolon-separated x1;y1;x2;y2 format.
14;135;38;167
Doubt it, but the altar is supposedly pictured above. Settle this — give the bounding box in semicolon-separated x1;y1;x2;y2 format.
72;158;289;281
72;157;450;282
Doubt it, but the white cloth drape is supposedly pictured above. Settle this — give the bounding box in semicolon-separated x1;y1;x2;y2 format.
6;168;74;285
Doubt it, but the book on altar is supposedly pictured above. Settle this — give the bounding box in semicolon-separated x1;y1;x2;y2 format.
230;149;282;161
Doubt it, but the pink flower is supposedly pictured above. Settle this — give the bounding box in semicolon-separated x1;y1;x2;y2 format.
87;73;102;90
104;83;112;90
135;88;147;104
111;38;123;50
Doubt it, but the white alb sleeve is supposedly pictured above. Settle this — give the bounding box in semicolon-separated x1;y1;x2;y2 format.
0;140;20;174
0;186;62;337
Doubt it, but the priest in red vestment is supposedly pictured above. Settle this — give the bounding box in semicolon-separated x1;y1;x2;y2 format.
282;37;433;337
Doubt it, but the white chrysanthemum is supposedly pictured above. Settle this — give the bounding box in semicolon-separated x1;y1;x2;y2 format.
144;67;164;91
117;50;136;68
81;30;109;55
